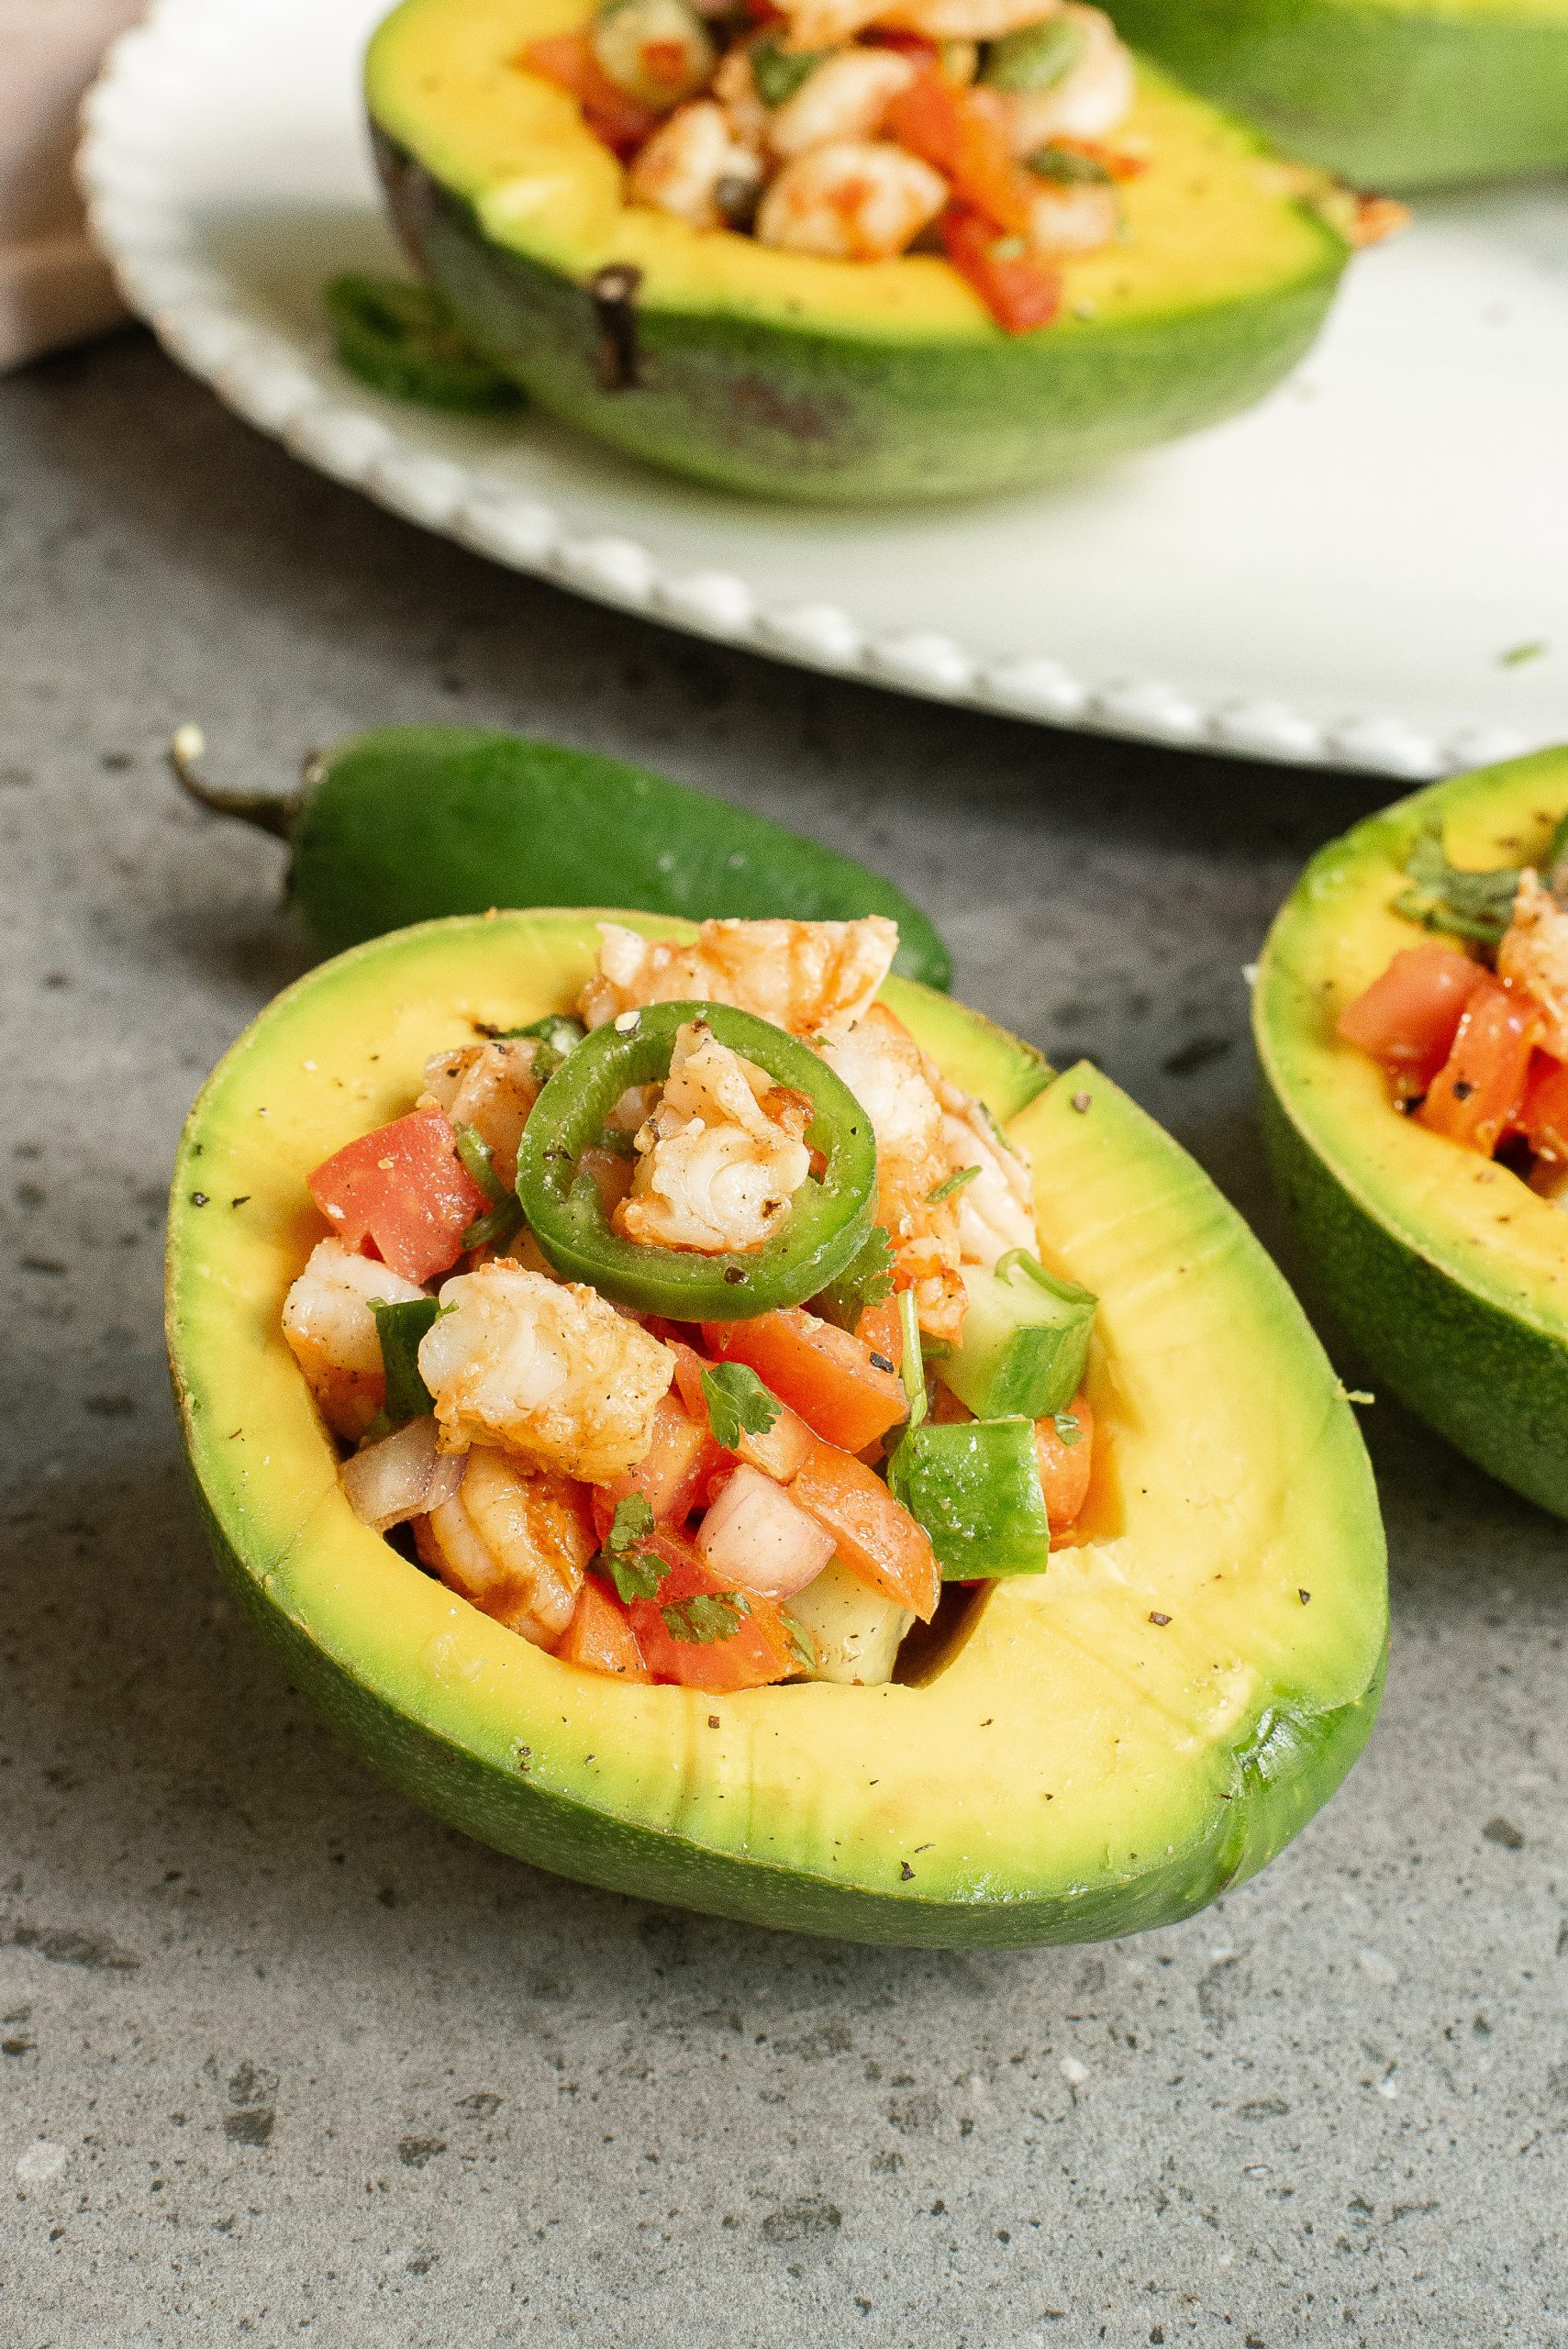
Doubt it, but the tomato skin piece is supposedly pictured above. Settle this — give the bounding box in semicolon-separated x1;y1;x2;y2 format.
940;207;1062;335
1418;976;1540;1155
1033;1388;1094;1535
885;71;1032;233
520;32;660;155
594;1391;722;1535
701;1308;907;1453
854;1297;904;1375
1336;943;1485;1091
554;1578;650;1680
789;1437;940;1621
307;1108;489;1284
627;1531;810;1691
1521;1053;1568;1164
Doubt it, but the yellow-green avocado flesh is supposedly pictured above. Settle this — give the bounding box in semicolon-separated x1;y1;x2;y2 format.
363;0;1351;501
1255;748;1568;1520
167;909;1386;1946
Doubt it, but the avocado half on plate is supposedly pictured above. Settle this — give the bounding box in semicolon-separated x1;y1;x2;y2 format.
166;909;1386;1945
1099;0;1568;192
1256;746;1568;1520
362;0;1366;501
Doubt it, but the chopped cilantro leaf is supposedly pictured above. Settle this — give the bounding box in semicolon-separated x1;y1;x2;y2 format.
927;1163;981;1205
701;1362;782;1452
595;1493;669;1602
897;1286;927;1431
750;35;821;104
1391;819;1523;948
1051;1411;1081;1449
662;1591;750;1644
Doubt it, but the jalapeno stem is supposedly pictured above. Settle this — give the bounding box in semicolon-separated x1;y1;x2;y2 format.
168;723;302;841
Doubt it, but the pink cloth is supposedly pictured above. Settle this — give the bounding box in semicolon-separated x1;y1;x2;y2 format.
1;0;147;372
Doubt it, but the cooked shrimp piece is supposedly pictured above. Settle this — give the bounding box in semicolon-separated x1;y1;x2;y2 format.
754;140;948;261
770;0;887;50
767;46;917;158
626;99;765;228
932;1074;1037;1264
615;1019;814;1252
882;0;1078;35
281;1238;427;1442
1023;173;1119;255
995;6;1135;150
415;1445;595;1647
418;1259;675;1483
418;1037;541;1190
819;1004;966;1340
579;915;898;1038
1498;870;1568;1061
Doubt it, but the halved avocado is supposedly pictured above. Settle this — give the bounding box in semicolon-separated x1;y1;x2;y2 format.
166;909;1386;1945
363;0;1351;501
1255;747;1568;1520
1099;0;1568;192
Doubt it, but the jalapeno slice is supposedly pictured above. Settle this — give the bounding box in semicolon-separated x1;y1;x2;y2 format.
515;1000;876;1319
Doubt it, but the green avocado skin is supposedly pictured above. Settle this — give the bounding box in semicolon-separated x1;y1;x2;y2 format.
188;1473;1382;1946
1100;0;1568;190
1260;1070;1568;1519
375;131;1343;503
292;726;952;988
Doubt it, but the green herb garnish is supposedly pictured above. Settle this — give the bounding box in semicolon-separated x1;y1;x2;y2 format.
782;1611;817;1673
502;1013;586;1084
1392;819;1528;947
662;1591;750;1643
1051;1410;1081;1448
750;34;822;104
928;1164;981;1205
595;1494;670;1603
983;17;1085;92
369;1297;443;1428
1028;142;1114;185
701;1363;782;1452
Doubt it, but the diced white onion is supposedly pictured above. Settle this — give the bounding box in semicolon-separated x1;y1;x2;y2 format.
695;1463;836;1599
340;1418;465;1532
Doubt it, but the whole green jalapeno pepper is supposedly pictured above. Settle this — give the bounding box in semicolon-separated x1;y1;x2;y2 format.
515;1000;877;1320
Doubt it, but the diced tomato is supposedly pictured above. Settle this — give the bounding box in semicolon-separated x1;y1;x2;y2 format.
702;1308;908;1454
519;32;660;155
1521;1053;1568;1164
1034;1389;1094;1535
593;1391;723;1537
1418;976;1540;1155
307;1108;488;1284
885;71;1033;233
789;1436;940;1621
627;1530;810;1692
668;1339;816;1482
1337;943;1485;1091
554;1578;649;1681
854;1297;904;1375
940;206;1062;335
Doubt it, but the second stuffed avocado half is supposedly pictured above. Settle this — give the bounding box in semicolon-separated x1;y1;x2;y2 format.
1256;746;1568;1520
167;908;1386;1946
363;0;1369;502
1099;0;1568;193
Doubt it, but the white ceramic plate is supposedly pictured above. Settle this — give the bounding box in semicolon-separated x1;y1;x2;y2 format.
80;0;1568;778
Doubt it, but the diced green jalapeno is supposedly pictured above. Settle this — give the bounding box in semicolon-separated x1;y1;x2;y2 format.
941;1250;1096;1421
982;17;1085;92
370;1297;443;1427
888;1416;1050;1580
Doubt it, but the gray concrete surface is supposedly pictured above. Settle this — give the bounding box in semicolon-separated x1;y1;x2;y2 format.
1;332;1564;2349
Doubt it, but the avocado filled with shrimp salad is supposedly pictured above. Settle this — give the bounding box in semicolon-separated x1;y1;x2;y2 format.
363;0;1397;500
167;909;1386;1943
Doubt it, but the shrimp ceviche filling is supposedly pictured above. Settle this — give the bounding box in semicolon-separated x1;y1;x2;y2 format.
1336;810;1568;1196
282;917;1101;1694
524;0;1150;330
